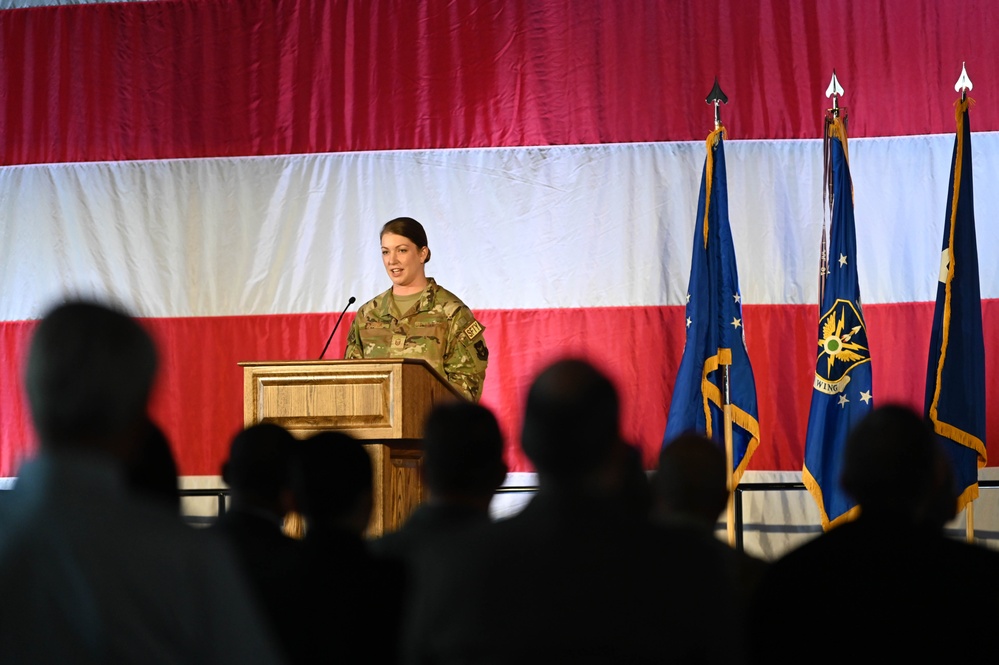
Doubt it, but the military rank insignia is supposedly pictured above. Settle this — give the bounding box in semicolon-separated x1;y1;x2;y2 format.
813;298;870;396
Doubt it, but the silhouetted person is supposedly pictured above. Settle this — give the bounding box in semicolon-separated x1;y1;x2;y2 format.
654;432;769;602
748;404;999;664
370;401;507;563
211;422;304;663
0;299;286;664
839;405;956;530
404;358;743;665
294;431;404;664
124;418;181;514
614;434;655;518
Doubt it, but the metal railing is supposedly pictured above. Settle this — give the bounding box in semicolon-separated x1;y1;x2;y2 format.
178;488;230;518
733;479;999;552
15;479;999;550
488;480;999;553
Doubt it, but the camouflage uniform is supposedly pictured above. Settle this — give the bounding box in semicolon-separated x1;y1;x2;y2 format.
344;278;488;401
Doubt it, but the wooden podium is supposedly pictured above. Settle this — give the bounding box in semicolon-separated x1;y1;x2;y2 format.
239;359;464;536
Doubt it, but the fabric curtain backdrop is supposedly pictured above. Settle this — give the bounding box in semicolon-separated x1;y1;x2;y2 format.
2;1;998;507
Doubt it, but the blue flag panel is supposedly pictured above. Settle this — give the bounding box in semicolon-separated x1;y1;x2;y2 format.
664;128;760;484
924;98;987;513
803;118;874;529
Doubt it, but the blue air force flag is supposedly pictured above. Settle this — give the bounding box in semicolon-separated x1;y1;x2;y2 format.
924;97;987;513
663;128;761;485
803;117;874;529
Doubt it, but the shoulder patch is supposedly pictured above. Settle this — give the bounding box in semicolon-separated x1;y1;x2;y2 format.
463;319;484;340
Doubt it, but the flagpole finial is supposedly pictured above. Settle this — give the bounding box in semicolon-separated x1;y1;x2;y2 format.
825;70;845;118
706;77;728;130
955;62;973;101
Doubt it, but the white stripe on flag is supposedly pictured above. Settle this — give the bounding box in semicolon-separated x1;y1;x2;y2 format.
3;134;996;322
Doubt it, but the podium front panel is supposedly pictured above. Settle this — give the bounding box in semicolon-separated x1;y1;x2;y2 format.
241;359;462;440
247;366;397;438
240;359;464;536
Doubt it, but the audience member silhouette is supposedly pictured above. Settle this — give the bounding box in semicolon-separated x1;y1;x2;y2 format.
747;404;999;664
370;400;507;563
124;418;181;514
0;299;286;664
404;358;743;665
614;434;655;518
294;431;405;664
211;422;304;663
654;432;769;603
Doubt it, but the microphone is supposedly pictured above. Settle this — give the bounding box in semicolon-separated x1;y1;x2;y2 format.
318;296;356;359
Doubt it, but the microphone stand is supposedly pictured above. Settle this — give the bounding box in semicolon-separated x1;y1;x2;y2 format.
318;296;356;359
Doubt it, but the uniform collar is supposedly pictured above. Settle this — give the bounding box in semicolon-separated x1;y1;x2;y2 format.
374;278;438;320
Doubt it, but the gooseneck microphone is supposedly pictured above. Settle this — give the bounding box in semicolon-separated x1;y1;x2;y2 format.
318;296;356;359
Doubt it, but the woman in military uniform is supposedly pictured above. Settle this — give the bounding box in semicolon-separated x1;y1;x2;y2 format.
344;217;489;401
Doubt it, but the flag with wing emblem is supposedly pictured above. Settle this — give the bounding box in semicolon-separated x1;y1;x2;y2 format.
663;127;761;486
803;115;874;530
924;97;986;513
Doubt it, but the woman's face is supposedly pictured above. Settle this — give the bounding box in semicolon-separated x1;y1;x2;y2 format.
381;232;428;292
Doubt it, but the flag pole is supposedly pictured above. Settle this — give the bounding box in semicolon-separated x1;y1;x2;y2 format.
826;70;843;118
954;61;975;544
820;71;845;305
707;77;727;130
956;61;972;103
966;506;975;542
720;350;736;546
706;78;737;547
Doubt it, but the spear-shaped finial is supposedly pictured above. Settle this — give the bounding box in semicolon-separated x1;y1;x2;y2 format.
955;62;973;101
706;77;728;129
825;70;844;117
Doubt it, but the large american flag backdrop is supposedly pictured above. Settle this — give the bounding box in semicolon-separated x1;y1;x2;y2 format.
3;0;999;546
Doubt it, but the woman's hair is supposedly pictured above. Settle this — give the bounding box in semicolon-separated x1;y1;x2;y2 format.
381;216;431;263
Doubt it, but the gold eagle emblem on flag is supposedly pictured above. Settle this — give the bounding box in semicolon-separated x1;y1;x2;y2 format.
813;298;870;395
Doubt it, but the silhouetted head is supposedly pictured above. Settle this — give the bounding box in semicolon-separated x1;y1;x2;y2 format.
294;432;373;533
25;299;157;455
840;404;955;526
222;423;297;505
521;358;620;478
655;432;729;528
422;401;507;500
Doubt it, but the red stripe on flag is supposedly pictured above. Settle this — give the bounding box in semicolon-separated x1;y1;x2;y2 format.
3;301;995;478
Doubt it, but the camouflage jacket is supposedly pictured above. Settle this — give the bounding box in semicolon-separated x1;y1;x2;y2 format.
343;279;488;401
